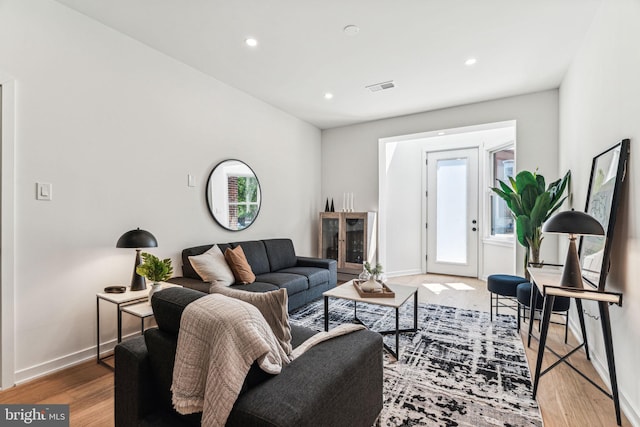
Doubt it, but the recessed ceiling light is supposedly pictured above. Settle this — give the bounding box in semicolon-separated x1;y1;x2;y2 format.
245;38;258;47
465;58;477;66
343;25;360;36
438;132;445;136
324;92;334;100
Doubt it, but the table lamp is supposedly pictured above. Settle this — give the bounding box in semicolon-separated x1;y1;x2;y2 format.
542;210;604;288
116;228;158;291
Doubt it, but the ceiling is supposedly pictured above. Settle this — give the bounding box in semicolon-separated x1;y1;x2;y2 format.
54;0;602;130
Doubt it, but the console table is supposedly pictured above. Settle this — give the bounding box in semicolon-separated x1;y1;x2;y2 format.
527;265;623;425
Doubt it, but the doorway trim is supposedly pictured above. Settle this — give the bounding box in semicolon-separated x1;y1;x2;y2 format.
0;75;16;389
378;120;516;278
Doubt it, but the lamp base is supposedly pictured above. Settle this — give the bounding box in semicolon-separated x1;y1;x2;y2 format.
130;249;147;291
560;237;583;288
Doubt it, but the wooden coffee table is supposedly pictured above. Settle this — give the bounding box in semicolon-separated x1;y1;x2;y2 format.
323;280;418;359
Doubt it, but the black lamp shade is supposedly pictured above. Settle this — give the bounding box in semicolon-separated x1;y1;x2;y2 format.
116;228;158;248
542;210;604;236
117;228;158;291
542;210;604;288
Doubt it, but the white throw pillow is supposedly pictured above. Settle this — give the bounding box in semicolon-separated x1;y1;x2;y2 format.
188;245;235;286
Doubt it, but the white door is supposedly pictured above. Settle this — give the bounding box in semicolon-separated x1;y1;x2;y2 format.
426;148;478;277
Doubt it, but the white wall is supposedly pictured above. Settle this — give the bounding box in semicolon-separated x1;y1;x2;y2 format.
379;126;516;278
322;90;561;277
559;0;640;423
0;0;321;384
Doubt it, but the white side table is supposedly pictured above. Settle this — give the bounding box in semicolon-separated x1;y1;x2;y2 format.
96;283;179;367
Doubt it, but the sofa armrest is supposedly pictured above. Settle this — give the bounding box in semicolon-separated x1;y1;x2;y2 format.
115;336;158;427
166;276;211;293
227;329;383;427
295;256;335;270
296;257;337;287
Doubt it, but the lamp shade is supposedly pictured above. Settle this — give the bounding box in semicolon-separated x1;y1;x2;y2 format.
117;228;158;291
116;228;158;248
542;210;604;236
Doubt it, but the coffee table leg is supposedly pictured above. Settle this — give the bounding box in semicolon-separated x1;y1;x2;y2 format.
395;307;400;359
324;296;329;332
414;291;418;330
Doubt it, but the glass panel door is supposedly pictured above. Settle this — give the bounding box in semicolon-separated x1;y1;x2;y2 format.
344;216;365;265
435;158;467;263
426;148;479;277
321;217;339;260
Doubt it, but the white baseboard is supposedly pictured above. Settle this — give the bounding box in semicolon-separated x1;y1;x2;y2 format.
13;332;140;386
386;269;422;278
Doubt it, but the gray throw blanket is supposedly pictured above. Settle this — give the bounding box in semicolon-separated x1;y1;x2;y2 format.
171;294;289;426
171;293;365;426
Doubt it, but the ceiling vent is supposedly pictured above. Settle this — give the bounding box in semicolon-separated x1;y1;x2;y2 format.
366;80;395;92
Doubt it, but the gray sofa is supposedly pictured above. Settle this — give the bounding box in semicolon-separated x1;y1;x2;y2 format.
168;238;337;312
114;287;384;427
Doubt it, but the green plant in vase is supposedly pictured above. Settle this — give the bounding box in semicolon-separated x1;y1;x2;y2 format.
491;170;570;277
136;252;173;302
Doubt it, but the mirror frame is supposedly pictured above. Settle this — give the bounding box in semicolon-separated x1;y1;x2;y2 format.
205;159;262;231
578;139;630;291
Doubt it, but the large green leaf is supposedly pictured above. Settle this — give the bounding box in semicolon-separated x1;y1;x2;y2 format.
529;192;551;226
521;185;538;213
516;215;532;248
515;171;537;192
536;174;546;194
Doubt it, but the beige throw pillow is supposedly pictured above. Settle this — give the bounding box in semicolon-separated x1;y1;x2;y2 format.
188;245;235;286
210;285;292;356
224;246;256;284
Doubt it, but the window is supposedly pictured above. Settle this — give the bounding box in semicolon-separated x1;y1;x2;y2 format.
490;147;514;237
227;175;260;228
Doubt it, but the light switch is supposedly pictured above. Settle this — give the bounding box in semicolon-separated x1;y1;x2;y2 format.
36;182;52;201
187;174;196;188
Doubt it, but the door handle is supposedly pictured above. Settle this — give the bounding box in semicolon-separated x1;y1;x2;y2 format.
472;220;477;224
472;227;477;231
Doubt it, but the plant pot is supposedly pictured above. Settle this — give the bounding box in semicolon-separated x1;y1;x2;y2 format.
360;278;383;292
148;282;162;305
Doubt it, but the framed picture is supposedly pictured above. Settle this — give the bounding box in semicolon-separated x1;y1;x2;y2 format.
579;139;630;290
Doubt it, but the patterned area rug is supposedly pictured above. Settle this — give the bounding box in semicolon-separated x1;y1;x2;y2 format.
290;298;542;427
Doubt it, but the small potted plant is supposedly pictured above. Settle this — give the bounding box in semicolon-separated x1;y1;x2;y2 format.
360;261;384;292
136;252;173;302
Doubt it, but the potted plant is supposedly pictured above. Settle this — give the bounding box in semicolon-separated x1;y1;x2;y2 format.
360;261;385;292
136;252;173;301
491;170;571;277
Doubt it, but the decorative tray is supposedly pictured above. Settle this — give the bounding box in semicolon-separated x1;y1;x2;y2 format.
353;280;395;298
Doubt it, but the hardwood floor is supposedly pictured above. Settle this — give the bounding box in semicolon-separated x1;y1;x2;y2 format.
0;274;630;426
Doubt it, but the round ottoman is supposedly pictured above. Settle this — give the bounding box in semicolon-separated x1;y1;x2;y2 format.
487;274;528;322
516;281;570;342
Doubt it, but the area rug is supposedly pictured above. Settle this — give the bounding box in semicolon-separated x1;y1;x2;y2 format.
289;298;542;427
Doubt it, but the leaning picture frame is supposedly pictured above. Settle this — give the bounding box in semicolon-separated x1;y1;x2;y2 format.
578;139;630;291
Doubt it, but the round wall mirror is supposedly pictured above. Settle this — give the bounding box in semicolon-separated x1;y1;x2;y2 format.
206;159;261;231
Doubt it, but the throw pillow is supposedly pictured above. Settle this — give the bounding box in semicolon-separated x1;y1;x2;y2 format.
224;246;256;284
210;285;292;356
188;245;235;286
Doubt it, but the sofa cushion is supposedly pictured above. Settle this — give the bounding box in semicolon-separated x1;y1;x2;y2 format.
255;272;308;296
263;239;297;271
181;245;213;280
278;267;330;288
151;287;206;335
231;241;270;275
181;244;232;280
188;245;234;286
224;246;256;284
